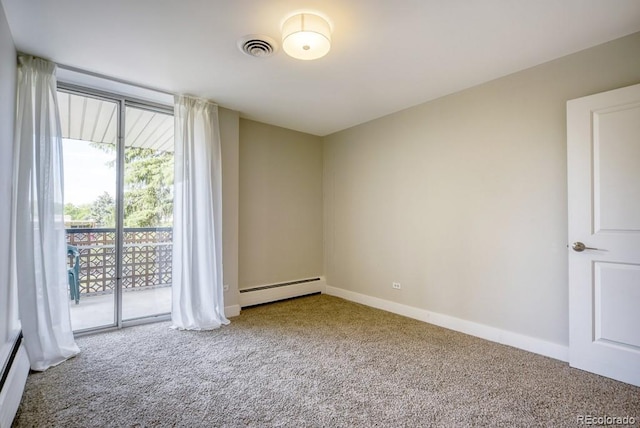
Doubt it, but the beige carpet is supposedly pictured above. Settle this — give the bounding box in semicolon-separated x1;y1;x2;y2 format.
13;294;640;427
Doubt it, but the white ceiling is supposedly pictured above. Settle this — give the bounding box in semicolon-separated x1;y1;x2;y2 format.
3;0;640;136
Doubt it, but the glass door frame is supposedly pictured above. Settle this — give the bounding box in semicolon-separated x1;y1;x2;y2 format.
58;82;174;334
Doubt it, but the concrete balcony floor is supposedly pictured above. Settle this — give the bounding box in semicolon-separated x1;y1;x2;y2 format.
69;286;171;331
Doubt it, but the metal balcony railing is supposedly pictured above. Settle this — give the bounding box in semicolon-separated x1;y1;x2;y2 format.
66;227;172;295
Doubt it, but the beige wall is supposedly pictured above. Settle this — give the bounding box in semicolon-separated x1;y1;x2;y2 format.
239;119;323;289
220;107;240;308
0;3;17;352
323;32;640;346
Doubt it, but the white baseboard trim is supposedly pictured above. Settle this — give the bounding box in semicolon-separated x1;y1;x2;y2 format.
0;344;29;428
324;285;569;362
239;278;326;308
225;305;241;318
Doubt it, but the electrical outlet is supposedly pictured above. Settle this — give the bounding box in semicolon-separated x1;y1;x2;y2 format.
223;284;229;292
392;282;401;290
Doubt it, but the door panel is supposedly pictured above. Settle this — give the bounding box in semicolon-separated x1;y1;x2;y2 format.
567;83;640;387
59;91;118;331
594;104;640;232
122;105;174;321
594;262;640;348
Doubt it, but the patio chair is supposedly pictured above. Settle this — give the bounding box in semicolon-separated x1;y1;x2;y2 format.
67;245;81;304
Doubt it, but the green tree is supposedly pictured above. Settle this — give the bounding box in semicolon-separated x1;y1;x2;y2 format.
90;192;116;227
90;142;174;228
123;147;173;227
64;202;91;221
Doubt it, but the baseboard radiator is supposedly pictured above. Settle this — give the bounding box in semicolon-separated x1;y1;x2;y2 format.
0;332;29;428
239;277;325;308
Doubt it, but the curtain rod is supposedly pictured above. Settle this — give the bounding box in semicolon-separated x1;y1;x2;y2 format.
17;53;218;104
55;62;175;97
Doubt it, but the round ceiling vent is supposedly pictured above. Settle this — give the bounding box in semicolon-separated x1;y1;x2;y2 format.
238;35;278;58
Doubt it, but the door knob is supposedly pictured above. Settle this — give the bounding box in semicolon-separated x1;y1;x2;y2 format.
572;242;603;252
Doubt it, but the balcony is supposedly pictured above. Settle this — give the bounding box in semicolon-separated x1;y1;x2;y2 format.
66;227;172;330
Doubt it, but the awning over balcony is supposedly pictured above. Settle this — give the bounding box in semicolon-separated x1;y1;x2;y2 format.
57;91;174;152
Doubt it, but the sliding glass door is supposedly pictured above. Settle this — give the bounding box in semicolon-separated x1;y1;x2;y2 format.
59;88;174;332
60;91;118;331
122;105;174;321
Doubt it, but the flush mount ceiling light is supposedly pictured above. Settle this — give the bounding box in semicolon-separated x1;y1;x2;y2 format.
281;13;332;60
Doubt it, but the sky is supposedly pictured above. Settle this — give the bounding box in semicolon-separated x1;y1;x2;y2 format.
63;138;116;205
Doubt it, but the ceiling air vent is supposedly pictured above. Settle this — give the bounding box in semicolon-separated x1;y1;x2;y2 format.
238;35;278;58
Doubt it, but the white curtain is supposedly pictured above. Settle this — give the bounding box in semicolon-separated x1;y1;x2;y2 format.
171;95;229;330
12;56;80;371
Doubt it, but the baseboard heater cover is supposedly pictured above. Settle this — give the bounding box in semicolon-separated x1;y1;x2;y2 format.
0;332;30;428
239;277;325;308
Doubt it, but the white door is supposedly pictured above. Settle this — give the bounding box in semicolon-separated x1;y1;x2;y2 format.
567;83;640;387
